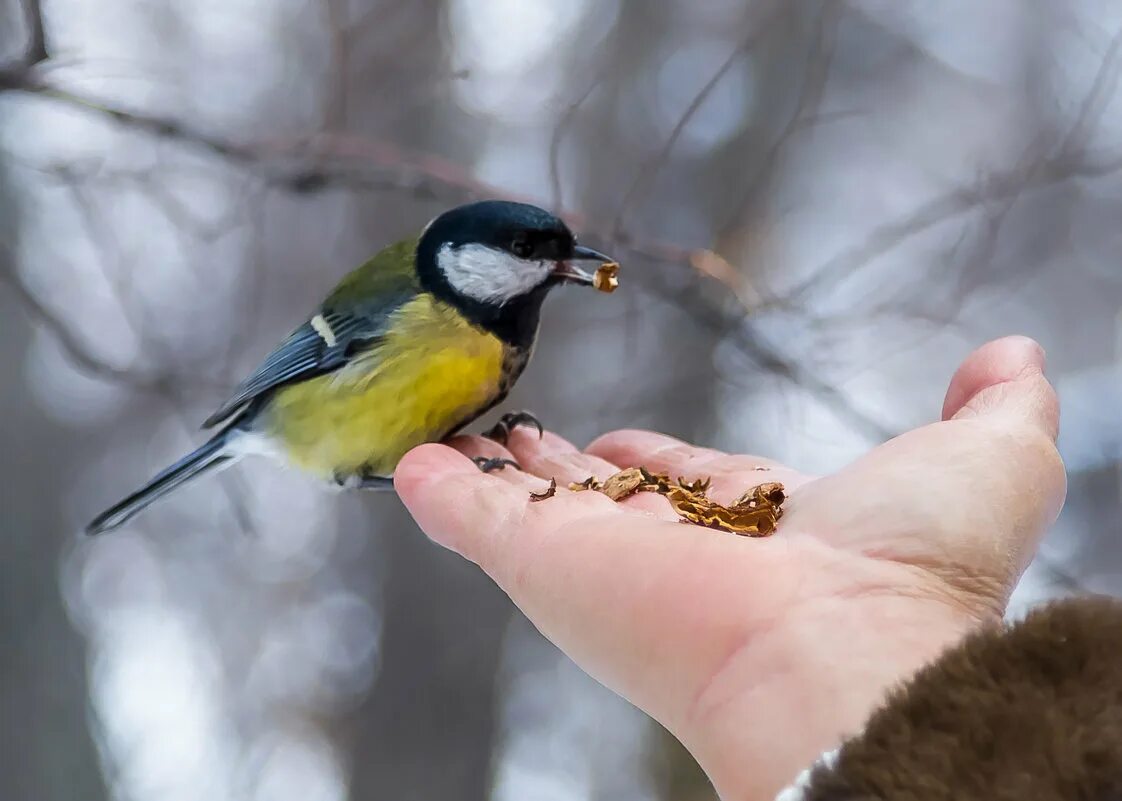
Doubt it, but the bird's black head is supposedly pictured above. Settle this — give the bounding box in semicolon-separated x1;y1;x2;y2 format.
415;200;611;345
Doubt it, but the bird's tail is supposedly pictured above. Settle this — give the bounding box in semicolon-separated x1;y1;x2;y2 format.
86;431;236;535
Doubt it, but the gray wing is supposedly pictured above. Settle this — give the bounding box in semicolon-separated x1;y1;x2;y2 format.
201;308;385;429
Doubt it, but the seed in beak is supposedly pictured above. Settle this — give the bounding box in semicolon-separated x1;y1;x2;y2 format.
593;262;620;293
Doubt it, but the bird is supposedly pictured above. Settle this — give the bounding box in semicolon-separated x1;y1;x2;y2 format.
86;200;615;535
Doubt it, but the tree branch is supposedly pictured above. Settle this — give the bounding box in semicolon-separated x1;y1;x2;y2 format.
717;1;843;239
21;0;48;64
772;24;1122;310
608;4;790;242
1057;23;1122;155
0;252;160;387
0;0;48;88
608;41;748;241
320;0;350;133
548;70;605;213
635;248;896;442
767;147;1122;312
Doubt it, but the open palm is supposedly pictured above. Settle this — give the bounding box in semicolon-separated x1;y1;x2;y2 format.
395;336;1065;800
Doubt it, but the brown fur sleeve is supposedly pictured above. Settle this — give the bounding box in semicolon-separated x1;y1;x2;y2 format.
797;596;1122;801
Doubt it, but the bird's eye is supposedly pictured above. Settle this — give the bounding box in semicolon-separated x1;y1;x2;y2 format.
511;238;534;259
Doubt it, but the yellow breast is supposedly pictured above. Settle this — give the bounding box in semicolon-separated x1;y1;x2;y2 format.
264;294;508;478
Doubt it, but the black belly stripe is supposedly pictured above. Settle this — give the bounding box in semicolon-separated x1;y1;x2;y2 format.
498;345;531;398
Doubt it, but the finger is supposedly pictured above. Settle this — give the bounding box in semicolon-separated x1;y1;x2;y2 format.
395;441;800;725
503;428;678;519
506;428;619;483
788;336;1066;611
444;435;543;489
397;443;635;571
941;335;1059;440
589;429;787;474
588;429;810;500
445;433;512;459
395;443;538;562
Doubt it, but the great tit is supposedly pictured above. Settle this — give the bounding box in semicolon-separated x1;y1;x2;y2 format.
86;200;614;534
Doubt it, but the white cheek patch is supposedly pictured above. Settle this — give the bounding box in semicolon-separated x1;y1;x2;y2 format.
438;243;552;304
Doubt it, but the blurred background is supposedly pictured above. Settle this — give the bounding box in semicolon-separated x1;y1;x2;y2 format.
3;0;1122;798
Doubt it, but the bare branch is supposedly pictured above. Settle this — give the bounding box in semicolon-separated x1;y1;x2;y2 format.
0;251;160;386
16;166;257;529
718;2;843;238
633;250;896;441
733;327;894;441
549;73;604;212
0;163;257;394
321;0;350;133
771;24;1122;311
0;0;48;88
768;147;1122;311
0;79;483;200
1057;23;1122;155
607;42;747;241
608;4;789;242
21;0;48;65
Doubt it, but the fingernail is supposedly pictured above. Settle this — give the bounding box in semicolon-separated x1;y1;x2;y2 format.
944;336;1052;423
1005;335;1044;365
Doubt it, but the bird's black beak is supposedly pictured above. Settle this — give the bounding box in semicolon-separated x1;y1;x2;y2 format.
552;244;614;285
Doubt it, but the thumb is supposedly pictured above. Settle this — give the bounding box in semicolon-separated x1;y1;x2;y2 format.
941;335;1059;441
785;336;1066;614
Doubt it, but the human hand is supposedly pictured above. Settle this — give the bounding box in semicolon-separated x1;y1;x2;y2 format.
394;336;1066;800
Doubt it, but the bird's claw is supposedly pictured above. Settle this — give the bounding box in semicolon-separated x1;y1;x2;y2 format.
483;411;544;445
472;456;521;473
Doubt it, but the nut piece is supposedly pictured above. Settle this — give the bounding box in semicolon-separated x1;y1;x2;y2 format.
529;478;558;502
597;467;646;501
593;261;620;293
558;466;786;537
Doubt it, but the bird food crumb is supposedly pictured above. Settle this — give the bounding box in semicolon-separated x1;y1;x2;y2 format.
529;466;785;536
593;262;620;293
529;478;558;501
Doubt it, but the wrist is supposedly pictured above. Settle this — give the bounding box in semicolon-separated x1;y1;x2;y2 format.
681;587;995;800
